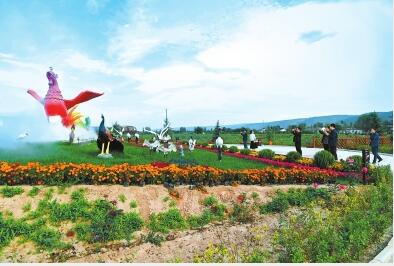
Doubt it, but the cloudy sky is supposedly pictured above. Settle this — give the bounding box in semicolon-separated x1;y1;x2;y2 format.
0;0;392;131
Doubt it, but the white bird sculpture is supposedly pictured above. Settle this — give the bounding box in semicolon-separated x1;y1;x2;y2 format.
17;131;29;140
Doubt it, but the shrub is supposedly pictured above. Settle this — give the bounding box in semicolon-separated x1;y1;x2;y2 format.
119;194;127;203
275;165;393;263
343;155;363;172
286;151;301;163
240;149;251;155
260;190;289;214
258;149;275;159
30;227;67;251
188;195;227;229
142;231;165;246
129;200;138;209
222;145;228;151
148;208;188;233
0;186;24;198
314;150;335;169
201;142;209;147
28;187;40;197
228;146;239;153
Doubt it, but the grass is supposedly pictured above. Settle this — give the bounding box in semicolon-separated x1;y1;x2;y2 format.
0;186;24;198
0;141;268;170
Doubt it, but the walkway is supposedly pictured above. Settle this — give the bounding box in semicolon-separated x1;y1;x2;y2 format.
226;144;393;169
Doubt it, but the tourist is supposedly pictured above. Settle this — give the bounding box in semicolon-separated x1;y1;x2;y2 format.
292;127;302;155
216;136;224;161
179;144;185;157
126;132;131;143
188;136;196;151
318;127;330;151
69;125;75;144
241;130;248;149
370;128;383;164
250;130;257;149
135;132;140;144
328;123;338;160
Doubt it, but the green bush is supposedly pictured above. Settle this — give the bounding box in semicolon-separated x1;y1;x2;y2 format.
258;149;276;159
240;149;251;155
142;231;165;246
148;208;188;233
0;186;24;198
275;165;393;263
188;195;227;229
201;142;209;147
28;187;40;197
222;145;228;151
313;150;335;169
260;190;290;213
343;155;363;172
286;151;301;163
228;146;239;153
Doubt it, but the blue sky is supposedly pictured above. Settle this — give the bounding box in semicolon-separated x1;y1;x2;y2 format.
0;0;392;139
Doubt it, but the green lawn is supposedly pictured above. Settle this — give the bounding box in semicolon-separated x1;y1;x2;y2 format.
0;141;267;169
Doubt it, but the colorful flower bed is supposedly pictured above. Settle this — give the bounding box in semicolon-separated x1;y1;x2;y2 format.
0;161;359;186
198;146;360;176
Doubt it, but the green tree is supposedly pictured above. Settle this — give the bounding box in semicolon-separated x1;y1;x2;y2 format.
212;120;221;141
179;127;187;133
355;112;382;132
194;127;204;134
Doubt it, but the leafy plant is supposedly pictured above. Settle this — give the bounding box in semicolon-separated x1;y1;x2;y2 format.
148;208;188;233
142;231;165;246
129;200;138;209
228;146;239;153
286;151;301;163
22;203;32;213
0;186;24;198
28;187;40;197
119;194;127;203
314;150;335;169
240;149;251;155
258;149;275;159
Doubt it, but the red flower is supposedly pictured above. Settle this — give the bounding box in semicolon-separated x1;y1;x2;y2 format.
151;161;170;168
237;194;245;203
66;230;75;238
337;184;347;191
362;167;368;174
312;182;319;189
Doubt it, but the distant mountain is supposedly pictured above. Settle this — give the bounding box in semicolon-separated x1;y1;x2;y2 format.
179;111;393;131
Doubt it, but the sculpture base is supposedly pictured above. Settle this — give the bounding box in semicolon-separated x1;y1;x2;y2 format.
97;153;113;159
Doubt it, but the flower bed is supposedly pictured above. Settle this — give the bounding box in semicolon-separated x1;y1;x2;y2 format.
197;146;360;176
0;161;358;186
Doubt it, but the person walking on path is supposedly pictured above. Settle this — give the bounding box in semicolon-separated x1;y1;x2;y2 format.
328;123;338;160
319;127;330;151
241;130;248;149
370;128;383;164
216;135;224;162
250;130;257;149
292;127;302;155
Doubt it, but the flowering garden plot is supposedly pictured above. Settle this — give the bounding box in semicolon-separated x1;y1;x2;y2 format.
0;160;358;186
197;146;362;177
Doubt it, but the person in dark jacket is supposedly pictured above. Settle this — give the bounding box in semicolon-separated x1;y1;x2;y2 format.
292;127;302;155
328;123;338;160
241;130;248;149
318;126;330;151
370;128;383;164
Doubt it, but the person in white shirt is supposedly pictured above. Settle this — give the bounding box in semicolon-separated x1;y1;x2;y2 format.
188;136;196;151
126;132;131;143
215;136;224;161
250;130;257;149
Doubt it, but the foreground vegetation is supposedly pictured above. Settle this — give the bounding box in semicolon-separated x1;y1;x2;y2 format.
193;165;393;263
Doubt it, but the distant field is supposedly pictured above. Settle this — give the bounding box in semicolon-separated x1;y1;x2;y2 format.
0;141;268;169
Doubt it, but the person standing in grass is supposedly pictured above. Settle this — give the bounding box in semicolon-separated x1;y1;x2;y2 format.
216;135;224;162
135;132;140;144
241;129;248;149
188;136;196;151
292;127;302;155
328;123;338;160
370;127;383;164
